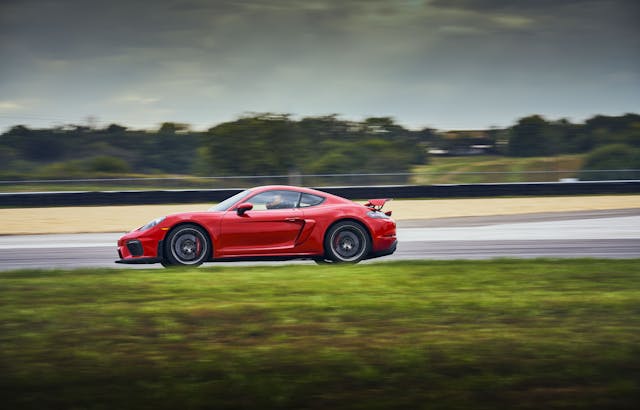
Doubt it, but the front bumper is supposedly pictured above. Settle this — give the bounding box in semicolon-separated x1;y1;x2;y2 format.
115;257;161;264
116;230;165;265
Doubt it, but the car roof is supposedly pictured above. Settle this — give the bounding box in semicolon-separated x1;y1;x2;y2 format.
250;185;348;202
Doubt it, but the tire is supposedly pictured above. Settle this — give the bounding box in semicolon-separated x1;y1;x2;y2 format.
324;221;370;263
163;224;211;267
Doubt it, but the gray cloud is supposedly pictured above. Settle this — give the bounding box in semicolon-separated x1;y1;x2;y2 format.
0;0;638;130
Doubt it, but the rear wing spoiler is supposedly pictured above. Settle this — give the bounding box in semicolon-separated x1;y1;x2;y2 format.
364;198;393;216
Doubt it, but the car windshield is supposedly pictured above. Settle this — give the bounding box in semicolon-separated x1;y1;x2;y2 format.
208;189;252;212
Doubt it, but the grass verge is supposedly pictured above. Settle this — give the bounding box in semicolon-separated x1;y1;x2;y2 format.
1;259;639;409
411;154;585;184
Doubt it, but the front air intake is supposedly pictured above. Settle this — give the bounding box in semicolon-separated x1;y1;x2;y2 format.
126;240;144;257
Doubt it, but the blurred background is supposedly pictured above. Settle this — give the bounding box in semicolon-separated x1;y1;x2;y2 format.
1;114;640;191
1;0;639;191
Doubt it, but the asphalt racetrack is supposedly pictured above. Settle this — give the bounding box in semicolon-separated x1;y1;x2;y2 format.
1;209;638;271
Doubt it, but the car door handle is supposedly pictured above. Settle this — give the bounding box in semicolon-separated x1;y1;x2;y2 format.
284;218;302;223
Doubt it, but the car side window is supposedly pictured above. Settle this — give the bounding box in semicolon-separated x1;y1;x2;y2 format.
248;190;301;211
299;193;325;208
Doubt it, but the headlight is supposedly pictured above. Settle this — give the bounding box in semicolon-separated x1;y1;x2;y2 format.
366;211;390;219
139;216;166;231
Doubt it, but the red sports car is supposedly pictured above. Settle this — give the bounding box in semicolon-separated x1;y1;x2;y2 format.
116;185;397;267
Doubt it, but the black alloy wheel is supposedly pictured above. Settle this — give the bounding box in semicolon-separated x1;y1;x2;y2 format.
324;221;370;263
163;224;210;267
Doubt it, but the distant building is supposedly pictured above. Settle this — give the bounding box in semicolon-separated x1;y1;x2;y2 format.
429;130;495;156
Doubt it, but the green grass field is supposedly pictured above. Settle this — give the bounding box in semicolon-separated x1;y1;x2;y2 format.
412;154;585;184
2;259;639;409
1;154;588;192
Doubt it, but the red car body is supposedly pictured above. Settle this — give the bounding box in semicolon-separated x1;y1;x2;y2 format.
116;185;397;267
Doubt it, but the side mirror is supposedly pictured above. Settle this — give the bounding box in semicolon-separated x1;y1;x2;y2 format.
236;203;253;215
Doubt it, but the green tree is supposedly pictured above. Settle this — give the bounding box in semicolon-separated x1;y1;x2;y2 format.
197;114;421;180
2;125;66;161
199;114;307;176
105;124;127;134
583;114;640;151
507;115;553;157
579;144;640;180
88;156;131;174
158;122;189;134
362;117;427;165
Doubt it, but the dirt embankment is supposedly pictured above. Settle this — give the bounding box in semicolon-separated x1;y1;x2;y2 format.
1;195;638;235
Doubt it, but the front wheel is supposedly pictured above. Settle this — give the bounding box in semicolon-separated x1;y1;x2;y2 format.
163;224;211;267
324;221;370;263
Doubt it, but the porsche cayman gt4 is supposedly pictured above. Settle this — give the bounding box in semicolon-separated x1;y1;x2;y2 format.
116;185;397;267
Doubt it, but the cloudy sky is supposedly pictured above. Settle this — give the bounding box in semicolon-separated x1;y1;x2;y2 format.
0;0;638;131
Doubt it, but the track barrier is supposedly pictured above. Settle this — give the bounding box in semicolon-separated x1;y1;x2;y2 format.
1;181;638;207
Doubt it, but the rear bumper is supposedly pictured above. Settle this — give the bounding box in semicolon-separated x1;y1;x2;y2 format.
366;239;397;260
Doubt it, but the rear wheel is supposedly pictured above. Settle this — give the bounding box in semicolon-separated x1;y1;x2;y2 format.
163;224;211;267
324;221;370;263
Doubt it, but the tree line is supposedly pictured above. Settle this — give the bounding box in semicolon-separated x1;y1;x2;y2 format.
0;113;638;180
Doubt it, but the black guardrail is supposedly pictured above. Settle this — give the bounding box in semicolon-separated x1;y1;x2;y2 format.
1;181;638;207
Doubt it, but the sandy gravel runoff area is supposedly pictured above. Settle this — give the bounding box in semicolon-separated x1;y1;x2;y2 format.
1;195;639;235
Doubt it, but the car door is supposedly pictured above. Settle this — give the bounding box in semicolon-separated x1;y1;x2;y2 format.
218;190;304;256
